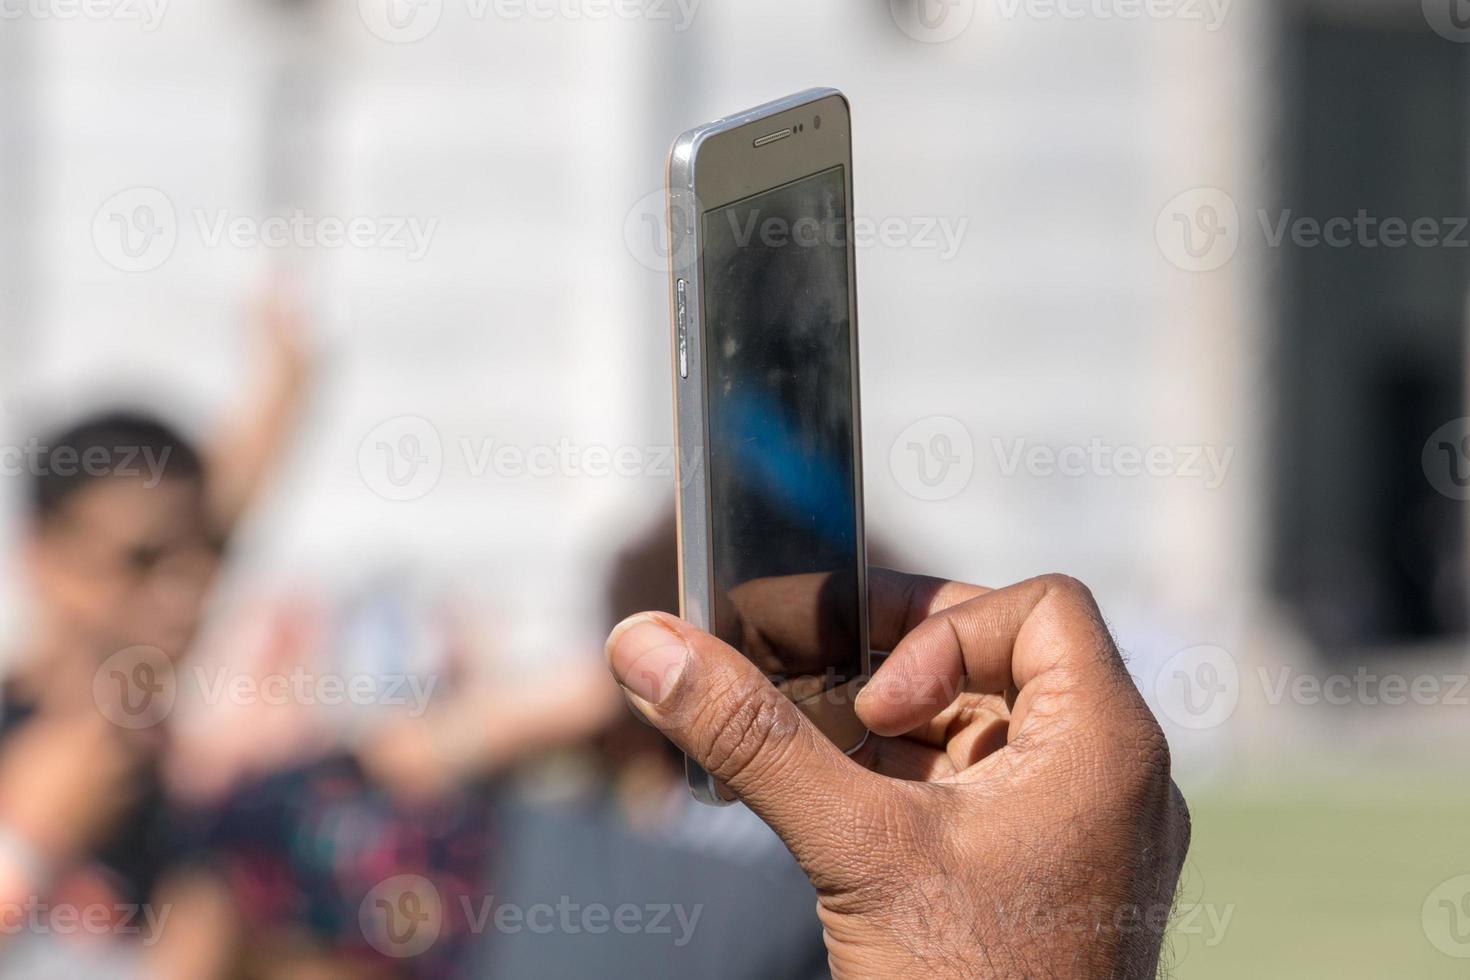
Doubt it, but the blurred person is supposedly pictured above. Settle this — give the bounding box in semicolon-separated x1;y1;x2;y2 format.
154;574;620;980
0;284;314;972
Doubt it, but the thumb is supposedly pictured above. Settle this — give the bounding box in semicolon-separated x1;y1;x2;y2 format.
606;613;878;860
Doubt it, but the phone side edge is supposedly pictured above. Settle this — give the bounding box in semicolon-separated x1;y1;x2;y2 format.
668;126;728;806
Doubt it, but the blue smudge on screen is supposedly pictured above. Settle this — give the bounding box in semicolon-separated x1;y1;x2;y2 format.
716;389;854;547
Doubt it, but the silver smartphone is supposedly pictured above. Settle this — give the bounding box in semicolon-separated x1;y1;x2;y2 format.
666;88;870;804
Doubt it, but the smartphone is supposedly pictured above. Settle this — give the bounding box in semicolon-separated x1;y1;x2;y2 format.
666;88;869;805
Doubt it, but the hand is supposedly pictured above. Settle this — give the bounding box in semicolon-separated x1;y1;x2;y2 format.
254;274;316;389
604;572;1190;979
0;711;153;878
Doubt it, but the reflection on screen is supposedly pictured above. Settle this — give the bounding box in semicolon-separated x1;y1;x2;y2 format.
702;165;860;688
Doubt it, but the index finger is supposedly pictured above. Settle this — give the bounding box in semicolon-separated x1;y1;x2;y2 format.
856;574;1127;739
866;566;991;651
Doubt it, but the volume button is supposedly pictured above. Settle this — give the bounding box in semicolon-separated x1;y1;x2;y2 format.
676;279;689;379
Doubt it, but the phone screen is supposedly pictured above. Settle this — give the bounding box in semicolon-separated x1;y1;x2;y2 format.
700;165;863;696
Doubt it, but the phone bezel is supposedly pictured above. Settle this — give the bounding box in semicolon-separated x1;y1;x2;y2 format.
665;88;870;804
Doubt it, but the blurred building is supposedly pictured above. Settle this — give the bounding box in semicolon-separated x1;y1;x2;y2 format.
0;0;1465;783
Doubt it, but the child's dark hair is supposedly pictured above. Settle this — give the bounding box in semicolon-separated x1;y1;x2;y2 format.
28;410;204;520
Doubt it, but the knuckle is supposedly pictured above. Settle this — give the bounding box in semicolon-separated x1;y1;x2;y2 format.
1107;708;1176;806
693;676;802;787
1032;572;1126;676
1131;715;1173;783
1034;572;1095;608
1170;779;1193;857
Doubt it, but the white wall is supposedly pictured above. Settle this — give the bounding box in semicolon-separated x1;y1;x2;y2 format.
0;0;1274;698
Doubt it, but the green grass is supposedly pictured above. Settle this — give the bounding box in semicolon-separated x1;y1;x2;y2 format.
1166;775;1470;978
